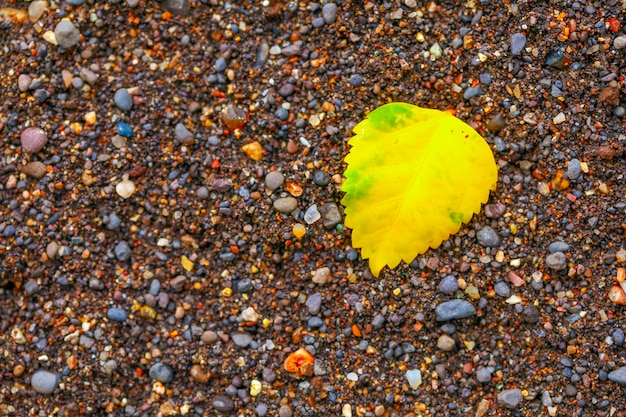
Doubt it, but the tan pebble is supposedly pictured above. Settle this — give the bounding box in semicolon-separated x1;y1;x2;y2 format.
189;364;211;383
42;30;57;45
13;363;25;377
67;355;78;370
21;161;47;179
116;180;136;199
609;285;626;305
84;111;96;125
312;267;331;284
6;174;17;189
46;241;58;260
28;0;47;22
241;306;259;323
61;69;73;88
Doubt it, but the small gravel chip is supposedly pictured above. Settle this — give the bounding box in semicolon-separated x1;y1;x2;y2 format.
54;20;81;48
281;44;301;57
304;204;321;224
566;159;581;180
405;369;422;389
319;203;341;229
435;299;476;321
438;275;459;294
545;252;567;271
476;226;501;247
306;293;322;315
497;388;523;409
486;113;506;132
510;33;526;55
609;367;626;384
463;85;484;99
548;241;569;253
273;197;297;213
494;281;511;297
114;240;131;261
107;307;128;322
349;74;364;87
114;88;133;111
31;369;60;394
265;171;284;191
170;275;187;292
312;267;332;284
275;107;289;121
322;3;338;24
201;330;218;344
476;366;491;383
212;395;235;414
149;362;174;383
18;74;32;91
278;405;293;417
231;331;252;347
24;280;39;295
437;334;455;351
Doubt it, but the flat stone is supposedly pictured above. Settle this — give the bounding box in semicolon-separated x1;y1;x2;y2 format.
114;240;131;261
149;362;174;383
107;307;128;322
435;299;476;321
566;159;581;180
548;241;569;253
114;88;133;111
497;388;523;409
322;3;338;24
273;197;298;213
608;366;626;384
476;366;491;383
437;334;455;351
21;127;48;153
438;275;459;294
231;331;252;347
485;203;506;219
614;35;626;50
31;370;60;394
476;226;501;247
212;394;235;413
306;293;322;315
21;161;46;179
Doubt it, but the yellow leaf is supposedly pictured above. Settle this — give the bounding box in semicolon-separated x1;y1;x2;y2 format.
341;103;498;277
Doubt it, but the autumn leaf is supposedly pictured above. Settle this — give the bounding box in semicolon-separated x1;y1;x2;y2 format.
341;103;498;277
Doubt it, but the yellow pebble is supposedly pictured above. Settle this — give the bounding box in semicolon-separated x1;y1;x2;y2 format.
221;287;232;297
139;305;157;319
181;255;193;272
241;141;263;161
84;111;97;126
292;223;306;238
250;379;262;396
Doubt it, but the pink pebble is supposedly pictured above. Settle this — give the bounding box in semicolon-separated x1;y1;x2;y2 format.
20;127;48;153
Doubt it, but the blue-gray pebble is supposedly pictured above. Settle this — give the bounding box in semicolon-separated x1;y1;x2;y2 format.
438;275;459;294
608;367;626;384
31;370;60;394
545;252;567;271
214;57;227;72
114;240;131;261
322;3;338;24
149;362;174;383
494;281;511;297
306;293;322;315
114;88;133;111
548;241;569;253
107;307;128;322
477;226;501;247
435;299;476;321
349;74;363;87
567;159;581;180
510;33;526;55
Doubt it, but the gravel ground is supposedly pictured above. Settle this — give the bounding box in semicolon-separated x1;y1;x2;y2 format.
0;0;625;416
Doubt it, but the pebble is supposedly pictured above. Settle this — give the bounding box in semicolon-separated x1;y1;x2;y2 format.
231;332;252;347
18;74;32;92
510;33;526;55
435;299;476;321
312;17;325;28
28;0;47;21
476;366;491;383
484;203;506;219
476;226;501;247
212;395;235;413
265;171;284;191
312;267;331;284
349;74;364;87
613;35;626;49
114;241;131;261
566;159;581;180
304;204;321;224
545;252;567;271
107;307;128;322
67;0;85;5
278;83;295;97
319;203;341;229
278;405;293;417
608;367;626;384
114;88;133;111
437;334;455;351
273;197;297;213
214;57;227;72
116;180;136;199
548;241;569;253
275;107;289;121
117;122;133;137
306;293;322;314
255;404;268;416
613;328;625;346
494;281;511;297
281;44;301;57
313;171;331;186
149;362;174;383
486;113;506;132
522;305;539;323
322;3;338;24
21;127;48;153
463;85;484;99
54;20;81;48
497;388;522;409
22;161;47;179
31;370;60;394
438;275;459;294
201;330;218;344
405;369;422;389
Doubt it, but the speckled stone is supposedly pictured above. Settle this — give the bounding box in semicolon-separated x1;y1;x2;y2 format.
497;388;523;409
435;299;476;321
54;20;81;48
21;127;48;153
31;370;60;394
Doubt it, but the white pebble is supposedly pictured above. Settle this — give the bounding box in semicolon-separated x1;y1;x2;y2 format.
116;180;136;199
405;369;422;389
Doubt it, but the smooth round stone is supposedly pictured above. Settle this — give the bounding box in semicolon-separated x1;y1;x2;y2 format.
28;0;48;21
613;329;625;346
149;362;174;383
614;35;626;49
313;170;330;186
107;307;128;322
114;240;131;261
214;57;227;72
438;275;459;294
255;403;268;416
265;171;284;191
545;252;567;271
117;122;133;137
476;366;491;383
497;388;523;409
322;3;338;24
22;161;47;179
435;299;476;321
548;241;569;253
405;369;422;389
510;33;526;55
54;20;81;48
31;369;60;394
278;83;295;97
566;159;581;180
349;74;364;87
18;74;32;92
126;0;139;6
116;180;136;199
114;88;133;111
231;332;252;347
175;123;193;141
21;127;48;153
278;405;293;417
476;226;501;247
486;113;506;132
437;334;455;351
484;203;506;218
494;281;511;297
312;17;325;28
201;330;218;344
275;108;289;121
273;197;297;213
212;394;235;413
306;293;322;315
308;317;323;328
522;305;539;323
